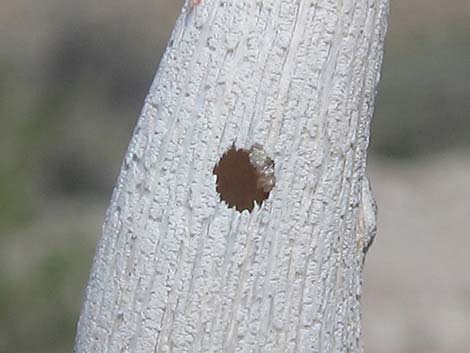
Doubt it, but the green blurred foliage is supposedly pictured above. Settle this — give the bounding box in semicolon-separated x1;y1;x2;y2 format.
0;1;469;352
1;249;84;353
373;22;470;158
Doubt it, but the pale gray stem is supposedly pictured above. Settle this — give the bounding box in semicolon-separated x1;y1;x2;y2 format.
74;1;389;352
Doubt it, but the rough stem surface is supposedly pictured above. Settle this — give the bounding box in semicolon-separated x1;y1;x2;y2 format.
75;0;389;352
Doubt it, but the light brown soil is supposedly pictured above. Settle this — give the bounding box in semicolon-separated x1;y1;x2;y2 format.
363;153;470;353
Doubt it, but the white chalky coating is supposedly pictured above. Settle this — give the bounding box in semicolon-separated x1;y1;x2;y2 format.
74;0;388;352
249;144;276;193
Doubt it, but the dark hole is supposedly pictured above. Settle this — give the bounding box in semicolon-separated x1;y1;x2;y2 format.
213;146;272;212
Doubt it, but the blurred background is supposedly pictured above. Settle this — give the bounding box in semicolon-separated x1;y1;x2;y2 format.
0;0;469;352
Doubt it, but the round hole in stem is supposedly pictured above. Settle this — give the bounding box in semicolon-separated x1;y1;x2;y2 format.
213;144;275;212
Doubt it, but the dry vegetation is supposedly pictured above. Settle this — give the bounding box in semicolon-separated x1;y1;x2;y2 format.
0;1;469;353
